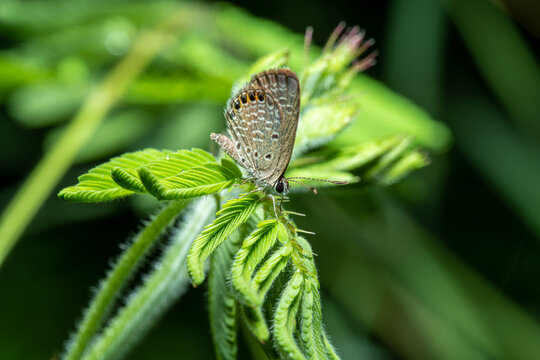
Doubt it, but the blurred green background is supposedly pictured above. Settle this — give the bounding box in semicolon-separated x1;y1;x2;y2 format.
1;0;540;359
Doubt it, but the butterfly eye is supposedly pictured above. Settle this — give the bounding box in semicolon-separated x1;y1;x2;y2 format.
248;91;256;101
240;94;247;104
275;179;287;194
256;90;265;102
233;100;241;110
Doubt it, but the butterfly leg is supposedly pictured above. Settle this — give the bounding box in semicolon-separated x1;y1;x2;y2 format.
268;194;280;219
210;133;243;166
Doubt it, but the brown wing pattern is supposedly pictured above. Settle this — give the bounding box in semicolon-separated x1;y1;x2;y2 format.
222;69;300;188
248;69;300;184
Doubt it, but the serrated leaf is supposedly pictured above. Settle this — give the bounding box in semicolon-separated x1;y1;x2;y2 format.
145;148;217;178
312;285;340;359
294;237;319;285
242;304;270;341
300;283;332;360
187;194;261;285
287;135;429;190
292;135;406;173
360;135;430;185
129;148;242;200
231;219;281;306
139;163;240;200
274;271;306;360
299;286;317;359
113;148;224;196
220;157;243;179
364;135;414;176
252;243;292;301
58;149;171;203
375;150;430;186
111;167;146;193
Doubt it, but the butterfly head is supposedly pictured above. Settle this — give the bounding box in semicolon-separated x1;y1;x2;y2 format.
273;176;290;195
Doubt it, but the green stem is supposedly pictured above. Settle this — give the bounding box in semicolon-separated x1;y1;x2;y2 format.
0;5;204;268
63;200;188;360
80;197;216;360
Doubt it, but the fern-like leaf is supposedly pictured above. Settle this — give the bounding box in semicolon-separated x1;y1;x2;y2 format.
300;285;317;359
274;271;306;360
187;194;261;285
289;135;430;189
252;243;293;302
58;149;171;203
231;219;285;306
242;304;270;342
139;152;242;200
314;289;340;360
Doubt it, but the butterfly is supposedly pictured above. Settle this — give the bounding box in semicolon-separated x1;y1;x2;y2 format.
211;68;346;211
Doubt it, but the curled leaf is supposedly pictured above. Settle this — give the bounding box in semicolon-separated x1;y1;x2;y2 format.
187;194;261;285
231;219;282;306
58;148;171;203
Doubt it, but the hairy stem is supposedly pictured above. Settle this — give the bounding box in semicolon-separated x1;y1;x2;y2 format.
63;200;188;360
80;197;216;360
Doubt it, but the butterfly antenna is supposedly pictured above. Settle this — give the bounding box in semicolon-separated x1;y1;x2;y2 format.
287;178;318;194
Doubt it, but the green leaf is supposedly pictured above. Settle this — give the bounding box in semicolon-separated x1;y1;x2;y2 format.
58;149;171;203
220;157;243;179
208;225;243;360
288;135;430;190
299;285;318;359
274;271;306;360
145;148;217;177
139;164;239;200
136;149;242;200
187;194;261;285
231;219;283;306
294;237;319;283
110;168;147;193
374;150;430;186
253;243;293;302
301;282;338;360
333;75;452;153
292;135;406;172
362;136;430;185
294;100;358;157
242;304;270;342
240;49;290;84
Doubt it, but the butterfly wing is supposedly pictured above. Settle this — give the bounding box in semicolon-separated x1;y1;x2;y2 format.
248;69;300;186
215;69;300;189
